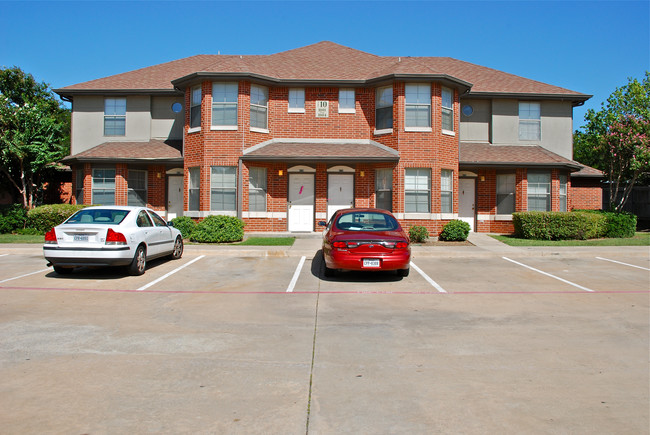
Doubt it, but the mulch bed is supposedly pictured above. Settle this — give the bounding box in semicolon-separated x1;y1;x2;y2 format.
412;239;474;246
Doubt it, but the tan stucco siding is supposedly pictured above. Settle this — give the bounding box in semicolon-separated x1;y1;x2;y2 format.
151;96;184;140
459;99;490;142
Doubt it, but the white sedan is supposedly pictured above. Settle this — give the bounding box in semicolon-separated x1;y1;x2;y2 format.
43;206;183;275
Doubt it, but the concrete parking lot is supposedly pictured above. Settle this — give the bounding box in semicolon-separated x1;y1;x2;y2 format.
0;237;648;434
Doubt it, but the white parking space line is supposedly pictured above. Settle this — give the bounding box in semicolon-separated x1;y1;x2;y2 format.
0;268;51;284
596;257;650;271
502;257;594;292
286;256;306;293
0;254;8;258
410;262;447;293
137;255;205;291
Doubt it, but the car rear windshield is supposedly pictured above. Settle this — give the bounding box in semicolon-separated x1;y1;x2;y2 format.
65;209;130;225
335;212;399;231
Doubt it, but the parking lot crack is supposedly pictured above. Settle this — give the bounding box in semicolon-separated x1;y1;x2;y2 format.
304;284;320;434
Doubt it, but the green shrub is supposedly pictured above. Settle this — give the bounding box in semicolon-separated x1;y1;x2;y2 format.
0;204;27;233
190;215;245;243
26;204;89;234
170;216;197;239
513;211;607;240
439;220;471;241
603;211;637;238
408;225;429;243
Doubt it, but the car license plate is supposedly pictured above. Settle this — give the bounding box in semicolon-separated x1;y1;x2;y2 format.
363;259;380;268
73;235;89;242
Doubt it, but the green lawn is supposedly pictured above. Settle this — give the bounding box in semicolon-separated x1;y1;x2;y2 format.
0;233;44;244
490;232;650;247
236;237;295;246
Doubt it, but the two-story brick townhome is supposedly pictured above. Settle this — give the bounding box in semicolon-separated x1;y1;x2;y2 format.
55;41;602;234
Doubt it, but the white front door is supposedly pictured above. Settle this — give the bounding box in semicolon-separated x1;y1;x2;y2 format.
288;173;315;232
327;174;354;222
459;178;476;232
167;176;183;220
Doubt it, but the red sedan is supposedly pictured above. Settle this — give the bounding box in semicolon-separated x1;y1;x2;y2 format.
320;208;411;277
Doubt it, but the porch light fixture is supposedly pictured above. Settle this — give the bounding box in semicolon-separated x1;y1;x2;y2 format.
360;171;365;177
480;176;485;182
278;170;283;176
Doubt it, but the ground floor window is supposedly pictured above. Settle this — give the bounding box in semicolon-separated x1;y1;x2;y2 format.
497;173;516;214
527;171;551;211
127;169;147;206
248;167;267;212
189;167;200;211
441;169;453;213
75;169;84;203
405;168;431;213
559;174;568;212
91;167;116;205
375;169;393;211
211;166;236;211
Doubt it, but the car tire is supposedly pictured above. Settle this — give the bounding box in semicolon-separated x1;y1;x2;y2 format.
397;268;410;277
169;236;183;260
53;266;73;275
128;245;147;276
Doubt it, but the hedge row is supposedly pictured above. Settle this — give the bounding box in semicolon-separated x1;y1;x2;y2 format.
171;215;245;243
513;211;636;240
0;204;90;234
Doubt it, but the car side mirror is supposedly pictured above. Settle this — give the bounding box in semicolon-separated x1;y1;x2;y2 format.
318;221;327;227
168;221;174;227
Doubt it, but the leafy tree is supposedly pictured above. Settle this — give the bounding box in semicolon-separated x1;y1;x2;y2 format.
573;72;650;211
0;67;70;208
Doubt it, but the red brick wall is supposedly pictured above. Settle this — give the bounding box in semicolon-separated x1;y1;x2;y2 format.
570;178;602;210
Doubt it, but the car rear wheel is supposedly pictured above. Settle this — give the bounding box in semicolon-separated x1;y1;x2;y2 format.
169;236;183;260
53;266;73;275
128;245;146;276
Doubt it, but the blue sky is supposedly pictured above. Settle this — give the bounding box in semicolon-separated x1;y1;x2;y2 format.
1;0;648;130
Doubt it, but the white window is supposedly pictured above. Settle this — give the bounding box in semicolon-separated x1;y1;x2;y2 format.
288;88;305;113
441;169;453;213
405;168;430;213
92;167;116;205
188;167;200;211
497;173;516;214
441;88;454;132
250;85;268;130
375;86;393;131
375;169;393;211
559;174;568;212
127;169;147;206
405;84;431;129
527;171;551;211
104;98;126;136
519;102;541;141
249;167;267;212
211;166;237;211
212;82;238;127
338;88;355;113
190;86;201;129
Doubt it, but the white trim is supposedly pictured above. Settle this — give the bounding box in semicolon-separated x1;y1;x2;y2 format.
338;108;356;114
288;165;316;173
250;127;269;134
315;212;327;219
242;211;287;219
211;125;238;131
374;128;393;136
327;165;355;173
441;213;456;220
442;129;456;136
403;213;435;220
477;214;514;221
288;108;305;113
405;127;432;132
185;211;238;218
187;127;201;134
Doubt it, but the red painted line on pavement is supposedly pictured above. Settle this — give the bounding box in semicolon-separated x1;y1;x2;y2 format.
0;286;648;295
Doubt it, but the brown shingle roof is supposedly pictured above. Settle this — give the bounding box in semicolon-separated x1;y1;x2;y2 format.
242;139;399;163
61;139;182;164
459;143;583;170
55;41;589;100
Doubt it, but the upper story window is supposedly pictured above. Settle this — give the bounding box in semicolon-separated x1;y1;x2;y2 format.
441;87;454;132
288;88;305;113
405;84;431;129
104;98;126;136
375;86;393;131
212;82;238;128
250;85;269;131
339;88;355;113
190;86;201;129
519;102;541;141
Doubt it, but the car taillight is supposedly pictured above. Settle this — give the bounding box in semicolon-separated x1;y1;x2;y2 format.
44;228;57;244
395;242;409;249
332;241;347;249
105;228;127;245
